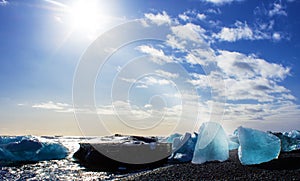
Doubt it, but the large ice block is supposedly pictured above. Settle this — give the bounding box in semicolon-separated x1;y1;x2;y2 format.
192;122;229;164
272;132;300;152
238;127;281;165
0;136;68;162
170;132;197;162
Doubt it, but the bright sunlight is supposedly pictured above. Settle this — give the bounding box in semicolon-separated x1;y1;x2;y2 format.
69;0;99;30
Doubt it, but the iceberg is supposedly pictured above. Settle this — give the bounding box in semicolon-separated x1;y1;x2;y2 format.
169;132;198;162
272;132;300;152
283;130;300;139
192;122;229;164
0;136;68;162
165;133;182;144
238;127;281;165
228;135;239;150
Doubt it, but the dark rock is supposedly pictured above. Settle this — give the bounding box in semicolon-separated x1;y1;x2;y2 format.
73;142;172;171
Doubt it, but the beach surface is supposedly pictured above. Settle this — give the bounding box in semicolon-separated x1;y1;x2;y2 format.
121;150;300;180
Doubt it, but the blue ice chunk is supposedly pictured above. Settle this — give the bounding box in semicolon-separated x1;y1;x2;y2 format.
6;139;42;152
165;133;182;143
36;142;68;161
0;136;68;162
233;129;239;136
192;122;229;164
228;135;239;150
170;132;197;162
238;127;281;165
272;132;300;152
287;130;300;139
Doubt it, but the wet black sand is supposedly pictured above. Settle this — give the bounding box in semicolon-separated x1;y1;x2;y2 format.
122;150;300;180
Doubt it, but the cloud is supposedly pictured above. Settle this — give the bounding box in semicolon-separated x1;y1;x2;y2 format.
32;101;73;113
178;13;190;21
43;0;67;8
202;0;244;5
206;8;222;14
268;3;287;17
171;23;208;44
136;45;173;64
136;76;174;89
197;13;207;20
144;11;171;26
0;0;8;6
272;32;281;41
166;23;211;53
155;70;179;79
178;11;207;22
213;21;257;42
215;50;290;80
188;73;211;89
214;50;291;102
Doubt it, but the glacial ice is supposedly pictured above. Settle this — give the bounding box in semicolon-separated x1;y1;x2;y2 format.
284;130;300;139
228;135;239;150
165;133;182;144
272;132;300;152
0;136;68;162
238;127;281;165
192;122;229;164
169;132;198;162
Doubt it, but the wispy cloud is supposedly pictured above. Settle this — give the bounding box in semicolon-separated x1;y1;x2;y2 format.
268;2;287;17
0;0;8;6
135;76;174;89
136;45;173;64
155;70;179;79
144;11;171;26
197;13;207;20
202;0;244;5
43;0;68;8
213;21;257;42
32;101;73;113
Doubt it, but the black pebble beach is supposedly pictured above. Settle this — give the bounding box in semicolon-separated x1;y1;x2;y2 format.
122;150;300;180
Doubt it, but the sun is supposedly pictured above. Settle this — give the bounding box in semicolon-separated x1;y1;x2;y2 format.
67;0;103;34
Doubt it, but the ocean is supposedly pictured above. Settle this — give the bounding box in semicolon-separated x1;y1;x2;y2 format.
0;136;142;180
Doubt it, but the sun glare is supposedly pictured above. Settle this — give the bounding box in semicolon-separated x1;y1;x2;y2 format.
68;0;103;34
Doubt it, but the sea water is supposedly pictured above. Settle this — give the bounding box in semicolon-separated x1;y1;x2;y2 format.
0;136;135;180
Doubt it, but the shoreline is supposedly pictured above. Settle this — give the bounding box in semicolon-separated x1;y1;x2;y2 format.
121;150;300;180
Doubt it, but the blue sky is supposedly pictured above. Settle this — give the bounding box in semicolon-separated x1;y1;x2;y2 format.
0;0;299;136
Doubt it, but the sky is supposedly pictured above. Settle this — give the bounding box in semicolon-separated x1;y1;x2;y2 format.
0;0;299;136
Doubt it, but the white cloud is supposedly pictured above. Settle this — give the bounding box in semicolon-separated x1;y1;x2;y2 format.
155;69;179;79
206;8;222;14
32;101;73;113
188;73;211;89
171;23;208;44
186;48;216;65
213;50;291;102
272;32;281;41
215;50;290;80
269;3;287;17
136;45;173;64
0;0;8;6
178;13;190;21
119;77;136;83
144;11;171;26
167;23;211;53
144;104;152;109
136;76;174;89
203;0;244;5
197;13;207;20
213;21;256;42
